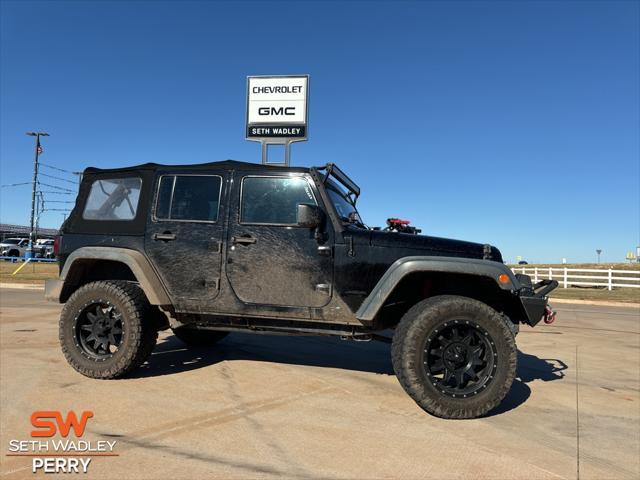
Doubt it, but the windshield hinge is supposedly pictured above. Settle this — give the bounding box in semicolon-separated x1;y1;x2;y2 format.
347;236;355;257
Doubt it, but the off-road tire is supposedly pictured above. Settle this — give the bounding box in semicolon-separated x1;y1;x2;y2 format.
59;280;158;379
391;295;517;419
172;327;228;347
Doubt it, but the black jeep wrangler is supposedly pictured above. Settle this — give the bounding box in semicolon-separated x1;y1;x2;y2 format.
46;160;557;419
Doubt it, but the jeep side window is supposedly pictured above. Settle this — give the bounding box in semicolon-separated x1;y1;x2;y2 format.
155;175;222;222
240;176;316;225
82;177;142;221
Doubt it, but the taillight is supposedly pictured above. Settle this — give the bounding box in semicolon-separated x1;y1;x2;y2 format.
53;236;61;256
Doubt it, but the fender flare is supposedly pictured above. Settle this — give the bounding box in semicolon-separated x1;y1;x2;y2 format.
50;246;171;305
355;256;520;321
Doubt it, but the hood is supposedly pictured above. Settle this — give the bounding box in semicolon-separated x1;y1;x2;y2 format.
367;230;503;262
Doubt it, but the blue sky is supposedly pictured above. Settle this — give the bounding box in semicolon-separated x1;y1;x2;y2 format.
1;0;638;263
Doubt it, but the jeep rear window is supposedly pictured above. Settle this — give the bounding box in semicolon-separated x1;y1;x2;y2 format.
82;177;142;221
240;176;316;225
155;175;222;222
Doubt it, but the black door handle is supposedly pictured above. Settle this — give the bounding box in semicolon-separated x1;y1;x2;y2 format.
232;235;257;245
153;232;177;241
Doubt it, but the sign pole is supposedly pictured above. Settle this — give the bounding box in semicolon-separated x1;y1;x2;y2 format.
285;142;291;165
260;141;292;166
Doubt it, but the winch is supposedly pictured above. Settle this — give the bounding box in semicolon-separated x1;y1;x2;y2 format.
384;218;422;235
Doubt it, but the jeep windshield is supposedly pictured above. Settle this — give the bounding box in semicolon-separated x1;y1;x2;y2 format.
325;180;366;228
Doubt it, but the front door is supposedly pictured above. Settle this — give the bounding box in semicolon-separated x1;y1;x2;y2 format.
226;172;333;308
145;171;227;311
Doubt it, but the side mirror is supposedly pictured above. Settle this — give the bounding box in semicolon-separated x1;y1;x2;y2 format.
297;204;324;228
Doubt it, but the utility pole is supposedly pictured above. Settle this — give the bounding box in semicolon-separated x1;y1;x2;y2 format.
34;191;44;244
26;131;49;258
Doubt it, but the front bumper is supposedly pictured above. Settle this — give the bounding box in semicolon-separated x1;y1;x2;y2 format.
45;279;63;302
516;276;558;327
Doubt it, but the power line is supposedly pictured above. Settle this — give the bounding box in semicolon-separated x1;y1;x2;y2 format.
13;134;81;236
1;182;32;188
37;182;75;193
39;162;78;176
39;172;78;185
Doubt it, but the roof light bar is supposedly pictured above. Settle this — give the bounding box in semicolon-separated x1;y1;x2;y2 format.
322;163;360;198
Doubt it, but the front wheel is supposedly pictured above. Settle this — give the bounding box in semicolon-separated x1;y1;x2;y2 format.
391;295;517;419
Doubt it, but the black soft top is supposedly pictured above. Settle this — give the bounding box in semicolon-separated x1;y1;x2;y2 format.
65;160;314;235
83;160;311;175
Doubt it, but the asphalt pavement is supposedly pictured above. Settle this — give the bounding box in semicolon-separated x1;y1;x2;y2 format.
1;288;638;479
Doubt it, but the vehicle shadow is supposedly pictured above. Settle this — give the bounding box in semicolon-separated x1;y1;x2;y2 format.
133;333;568;416
487;351;568;416
132;332;396;378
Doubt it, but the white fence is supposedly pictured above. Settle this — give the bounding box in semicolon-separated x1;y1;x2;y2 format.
512;267;640;290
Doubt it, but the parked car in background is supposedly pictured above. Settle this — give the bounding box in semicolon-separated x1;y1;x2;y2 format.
0;238;29;257
34;239;56;258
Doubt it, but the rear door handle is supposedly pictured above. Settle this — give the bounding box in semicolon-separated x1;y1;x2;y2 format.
153;232;177;241
232;235;257;245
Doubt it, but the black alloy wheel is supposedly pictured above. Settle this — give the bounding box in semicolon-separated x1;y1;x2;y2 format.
75;301;124;359
423;320;497;398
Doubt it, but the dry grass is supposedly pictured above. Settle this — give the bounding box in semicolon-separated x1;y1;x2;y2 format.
508;263;640;271
549;287;640;304
0;261;59;283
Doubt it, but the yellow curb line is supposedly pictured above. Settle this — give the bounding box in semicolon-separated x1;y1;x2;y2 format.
11;258;31;275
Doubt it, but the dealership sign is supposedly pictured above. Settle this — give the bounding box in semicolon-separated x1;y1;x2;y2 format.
246;75;309;147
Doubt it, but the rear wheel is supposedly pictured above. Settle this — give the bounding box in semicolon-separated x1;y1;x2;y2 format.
172;327;228;347
59;280;158;379
392;295;517;419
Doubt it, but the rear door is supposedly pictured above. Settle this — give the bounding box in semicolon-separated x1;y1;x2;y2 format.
145;171;227;311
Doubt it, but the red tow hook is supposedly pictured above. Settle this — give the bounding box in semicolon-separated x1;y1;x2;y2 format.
543;306;557;324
